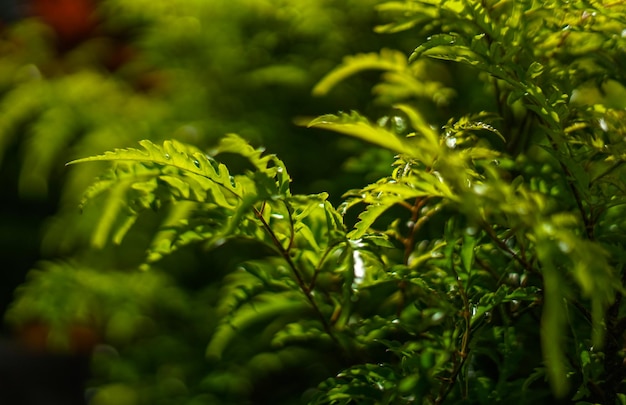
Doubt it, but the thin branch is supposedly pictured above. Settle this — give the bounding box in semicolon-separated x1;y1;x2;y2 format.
560;157;594;239
403;197;430;264
481;221;539;276
253;206;339;345
436;255;472;404
543;127;594;240
309;240;346;292
283;200;296;251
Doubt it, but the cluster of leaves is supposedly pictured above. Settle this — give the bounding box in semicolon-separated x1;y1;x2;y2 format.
0;0;386;263
6;0;626;404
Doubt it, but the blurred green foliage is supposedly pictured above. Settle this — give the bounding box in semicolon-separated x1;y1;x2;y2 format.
4;0;626;404
0;0;397;261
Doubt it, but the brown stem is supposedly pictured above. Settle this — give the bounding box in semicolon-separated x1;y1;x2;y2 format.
481;221;539;276
403;197;430;264
436;256;472;404
254;206;339;345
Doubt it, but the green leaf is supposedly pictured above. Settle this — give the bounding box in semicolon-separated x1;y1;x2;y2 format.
206;293;309;360
394;104;440;145
536;240;569;398
308;111;422;157
69;139;243;199
349;204;390;239
460;233;476;273
211;133;291;196
312;49;409;96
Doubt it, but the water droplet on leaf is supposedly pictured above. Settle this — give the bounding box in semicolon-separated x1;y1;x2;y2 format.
558;240;572;253
598;118;608;132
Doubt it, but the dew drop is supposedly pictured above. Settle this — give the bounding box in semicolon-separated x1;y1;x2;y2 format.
581;10;595;19
193;159;200;168
558;240;572;253
431;312;444;322
507;273;520;286
473;184;488;195
352;250;366;285
164;153;171;160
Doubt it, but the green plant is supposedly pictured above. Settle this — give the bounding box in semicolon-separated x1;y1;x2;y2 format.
7;0;626;404
0;0;384;263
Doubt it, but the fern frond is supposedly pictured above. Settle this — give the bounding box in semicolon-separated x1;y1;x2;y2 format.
211;133;291;196
207;291;309;360
0;80;44;168
373;71;455;106
144;201;229;264
69;138;243;198
308;111;422;157
312;49;409;96
207;263;311;359
349;204;390;239
70;139;255;249
72;136;297;260
374;1;440;34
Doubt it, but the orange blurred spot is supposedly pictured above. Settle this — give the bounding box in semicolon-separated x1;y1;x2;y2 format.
31;0;97;46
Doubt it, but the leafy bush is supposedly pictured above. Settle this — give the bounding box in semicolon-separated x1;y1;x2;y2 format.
6;0;626;404
0;0;385;265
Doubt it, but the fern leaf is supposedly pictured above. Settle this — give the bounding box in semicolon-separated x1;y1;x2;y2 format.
72;136;296;257
211;133;291;196
69;139;243;197
410;33;516;87
206;292;309;360
144;201;201;263
393;104;440;145
90;178;136;249
70;139;250;248
373;71;455;105
349;204;389;239
312;49;409;96
0;81;44;168
308;111;421;157
374;1;439;34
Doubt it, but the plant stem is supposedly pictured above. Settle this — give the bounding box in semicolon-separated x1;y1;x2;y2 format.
253;205;340;345
436;256;471;404
481;221;539;276
403;197;430;264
